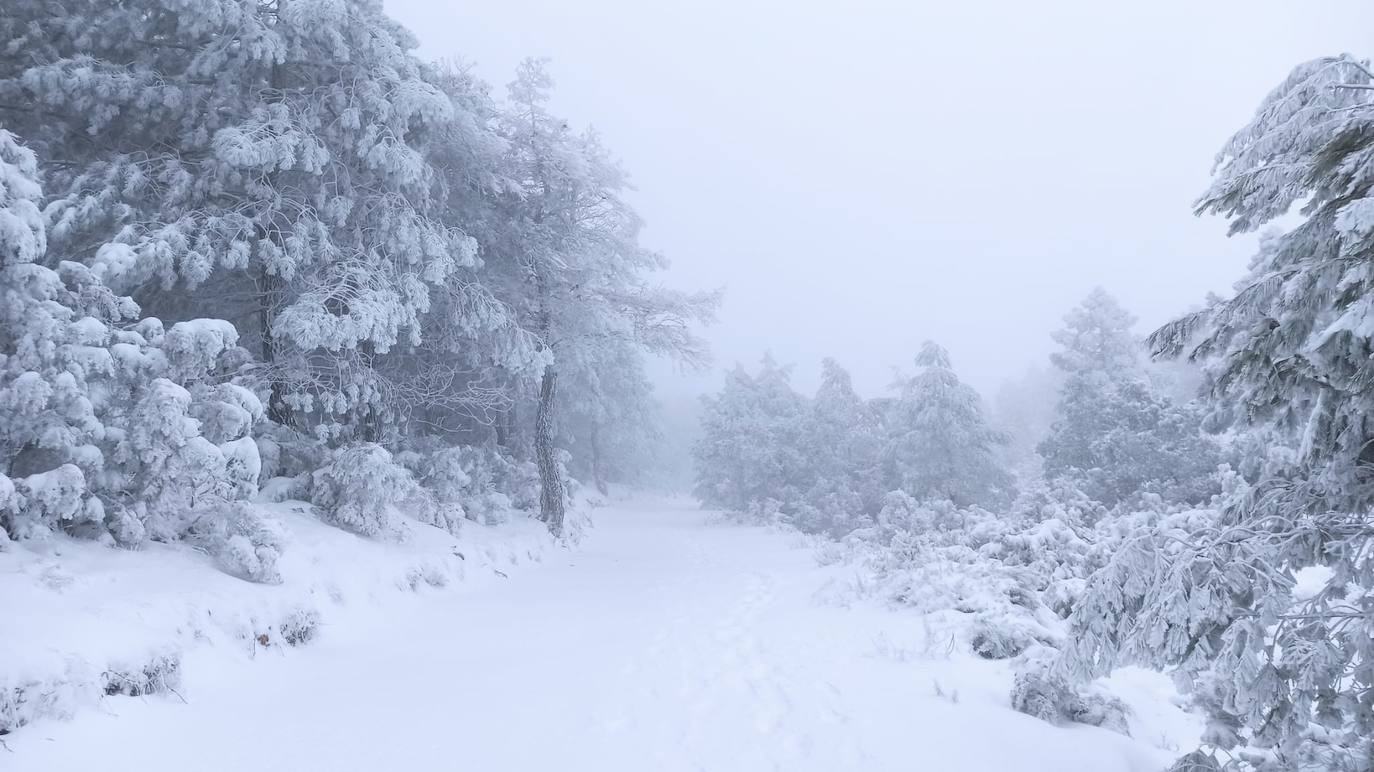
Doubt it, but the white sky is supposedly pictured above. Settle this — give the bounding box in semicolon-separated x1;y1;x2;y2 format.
388;0;1374;398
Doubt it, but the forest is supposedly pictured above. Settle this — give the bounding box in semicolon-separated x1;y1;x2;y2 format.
1;2;1371;771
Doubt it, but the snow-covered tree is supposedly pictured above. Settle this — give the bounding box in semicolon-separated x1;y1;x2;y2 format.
1040;289;1219;507
1071;54;1374;771
693;357;811;513
794;358;883;534
0;0;469;442
487;59;714;534
559;338;663;495
885;341;1012;507
0;130;278;577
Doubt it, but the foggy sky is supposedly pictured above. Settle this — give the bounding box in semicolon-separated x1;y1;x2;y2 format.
388;0;1374;399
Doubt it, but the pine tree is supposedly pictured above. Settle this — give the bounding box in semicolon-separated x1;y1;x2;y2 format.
0;130;277;578
489;59;714;534
799;358;883;533
693;357;810;513
1039;289;1219;507
886;341;1012;507
1070;55;1374;771
0;0;467;441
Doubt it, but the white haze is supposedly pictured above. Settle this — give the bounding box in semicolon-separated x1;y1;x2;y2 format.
388;0;1374;398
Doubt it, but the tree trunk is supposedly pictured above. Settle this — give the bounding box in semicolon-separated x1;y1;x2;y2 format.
590;423;610;496
534;364;566;535
494;368;515;452
257;268;291;426
260;49;291;428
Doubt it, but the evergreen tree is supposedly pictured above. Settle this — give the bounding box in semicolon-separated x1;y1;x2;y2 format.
1070;55;1374;771
0;130;278;578
0;0;468;441
488;59;714;534
1040;289;1219;507
886;341;1012;507
693;357;810;513
797;358;883;533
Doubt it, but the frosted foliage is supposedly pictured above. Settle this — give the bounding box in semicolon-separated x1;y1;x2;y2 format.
1049;288;1140;375
6;464;97;539
1041;290;1219;508
1077;54;1374;772
801;358;883;533
192;384;264;445
886;341;1012;507
161;320;239;383
3;7;713;547
396;443;544;530
0;131;275;580
692;357;811;514
311;443;429;538
0;0;473;436
0;130;43;267
694;350;1012;535
1011;665;1130;736
197;502;284;584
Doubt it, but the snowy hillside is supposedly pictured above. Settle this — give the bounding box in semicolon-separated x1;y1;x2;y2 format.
3;497;1197;771
2;499;557;738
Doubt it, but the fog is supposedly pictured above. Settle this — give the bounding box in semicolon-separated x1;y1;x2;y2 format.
390;0;1370;398
5;2;1374;766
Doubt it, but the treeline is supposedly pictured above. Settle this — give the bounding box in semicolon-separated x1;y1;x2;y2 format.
694;55;1374;772
0;0;714;567
693;287;1222;536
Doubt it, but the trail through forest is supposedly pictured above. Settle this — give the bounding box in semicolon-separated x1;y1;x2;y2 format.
6;498;1180;772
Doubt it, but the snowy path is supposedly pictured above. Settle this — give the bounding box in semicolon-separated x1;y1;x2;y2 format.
8;498;1173;772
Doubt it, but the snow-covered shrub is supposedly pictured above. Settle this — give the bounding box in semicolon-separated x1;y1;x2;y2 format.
872;490;926;538
192;383;263;444
1011;664;1130;735
102;654;182;698
456;447;521;525
396;442;554;530
311;443;427;537
859;532;1064;659
397;446;467;531
837;494;1107;662
501;453;548;514
4;464;101;540
787;479;869;537
980;515;1099;618
119;378;238;541
1009;476;1108;527
1165;751;1222;772
744;496;786;525
189;502;284;584
255;608;321;648
255;423;326;483
967;600;1062;660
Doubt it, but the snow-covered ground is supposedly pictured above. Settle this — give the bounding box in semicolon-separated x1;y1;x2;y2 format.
3;496;1195;771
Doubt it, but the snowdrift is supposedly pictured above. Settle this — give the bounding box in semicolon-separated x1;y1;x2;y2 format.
0;499;557;735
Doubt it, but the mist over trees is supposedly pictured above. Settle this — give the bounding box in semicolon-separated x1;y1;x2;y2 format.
692;52;1374;772
2;3;1371;770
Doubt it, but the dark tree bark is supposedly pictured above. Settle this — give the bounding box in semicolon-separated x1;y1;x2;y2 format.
257;267;291;426
534;364;566;534
590;422;610;496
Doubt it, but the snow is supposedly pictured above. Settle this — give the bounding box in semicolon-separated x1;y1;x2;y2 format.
1;498;555;734
2;495;1196;771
